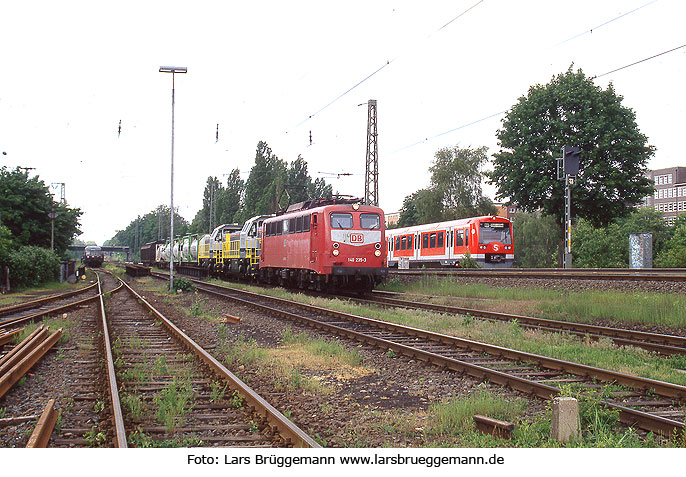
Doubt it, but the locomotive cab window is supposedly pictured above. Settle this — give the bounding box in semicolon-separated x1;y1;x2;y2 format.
304;214;311;232
479;222;512;245
360;213;380;229
331;213;353;229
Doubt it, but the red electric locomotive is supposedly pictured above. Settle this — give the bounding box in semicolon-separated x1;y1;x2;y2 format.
260;197;388;292
386;215;514;268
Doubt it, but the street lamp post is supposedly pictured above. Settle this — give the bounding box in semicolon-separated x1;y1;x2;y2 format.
159;66;187;293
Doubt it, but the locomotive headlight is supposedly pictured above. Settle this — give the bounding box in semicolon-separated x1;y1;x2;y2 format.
352;203;360;210
480;245;487;250
332;249;340;256
374;250;381;257
333;242;339;249
374;243;381;249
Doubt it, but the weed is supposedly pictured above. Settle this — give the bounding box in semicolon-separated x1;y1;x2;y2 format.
94;400;105;413
83;426;107;447
154;378;195;433
0;407;6;418
152;355;169;376
121;393;145;421
128;427;203;448
313;433;328;447
230;391;244;409
54;409;62;433
386;348;396;358
209;380;227;403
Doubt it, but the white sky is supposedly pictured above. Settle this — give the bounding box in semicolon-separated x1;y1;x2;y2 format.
1;0;684;245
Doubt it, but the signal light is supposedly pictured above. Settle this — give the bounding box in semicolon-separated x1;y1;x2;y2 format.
563;146;580;176
332;249;340;256
374;250;381;257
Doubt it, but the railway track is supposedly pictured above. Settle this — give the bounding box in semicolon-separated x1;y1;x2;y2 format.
0;282;100;334
355;291;686;356
0;271;317;448
389;268;686;282
105;273;317;447
158;274;686;437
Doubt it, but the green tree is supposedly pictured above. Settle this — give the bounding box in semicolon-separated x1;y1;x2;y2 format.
397;146;495;227
430;146;495;219
218;168;244;224
239;141;288;221
571;208;669;268
309;177;333;199
237;143;331;222
489;67;654;265
512;212;558;268
106;205;188;260
616;207;670;260
655;223;686;267
0;166;82;257
397;188;444;227
190;176;223;234
572;219;626;268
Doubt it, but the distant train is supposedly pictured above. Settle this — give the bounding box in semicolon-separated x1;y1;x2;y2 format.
386;216;514;268
141;197;388;292
82;245;104;267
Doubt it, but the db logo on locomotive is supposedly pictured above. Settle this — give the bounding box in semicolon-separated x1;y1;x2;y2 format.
349;233;364;243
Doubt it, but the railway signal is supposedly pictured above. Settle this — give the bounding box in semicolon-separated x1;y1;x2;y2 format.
558;146;581;269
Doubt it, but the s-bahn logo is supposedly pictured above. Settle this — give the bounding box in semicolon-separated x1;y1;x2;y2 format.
349;233;364;243
493;244;500;251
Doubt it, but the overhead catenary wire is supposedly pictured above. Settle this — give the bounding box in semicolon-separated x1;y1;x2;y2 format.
555;0;659;46
592;43;686;79
296;0;485;127
388;3;670;155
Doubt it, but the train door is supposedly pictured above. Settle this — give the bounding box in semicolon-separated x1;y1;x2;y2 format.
310;213;319;265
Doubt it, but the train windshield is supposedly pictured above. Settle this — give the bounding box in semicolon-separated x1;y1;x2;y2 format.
330;213;353;229
479;222;512;245
360;213;380;229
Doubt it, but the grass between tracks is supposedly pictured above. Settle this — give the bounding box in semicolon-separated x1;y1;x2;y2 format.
206;280;686;388
380;276;686;329
373;384;685;448
127;276;686;447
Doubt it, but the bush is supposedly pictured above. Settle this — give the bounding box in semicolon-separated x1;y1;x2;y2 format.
7;245;60;288
172;277;195;293
460;251;481;269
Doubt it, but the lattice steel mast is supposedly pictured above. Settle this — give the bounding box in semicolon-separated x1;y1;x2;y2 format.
364;99;379;206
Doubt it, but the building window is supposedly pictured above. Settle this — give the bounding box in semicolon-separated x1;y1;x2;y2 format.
668;174;673;184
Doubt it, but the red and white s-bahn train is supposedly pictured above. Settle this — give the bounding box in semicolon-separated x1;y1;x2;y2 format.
386;215;514;268
259;197;388;292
